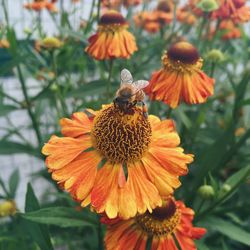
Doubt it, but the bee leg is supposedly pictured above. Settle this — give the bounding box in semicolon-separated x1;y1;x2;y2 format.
142;102;148;118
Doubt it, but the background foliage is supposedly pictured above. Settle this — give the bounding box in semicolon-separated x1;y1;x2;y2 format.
0;0;250;249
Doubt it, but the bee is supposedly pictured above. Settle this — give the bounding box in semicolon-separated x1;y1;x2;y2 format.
114;69;149;118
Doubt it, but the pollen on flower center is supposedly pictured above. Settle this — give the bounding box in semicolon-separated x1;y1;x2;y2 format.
91;105;151;164
136;198;181;236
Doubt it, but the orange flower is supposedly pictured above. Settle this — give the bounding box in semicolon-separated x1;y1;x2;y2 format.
145;41;215;108
42;103;193;219
0;39;10;49
219;19;242;40
176;6;197;25
102;0;141;9
103;197;206;250
134;0;173;33
24;0;57;12
85;10;137;60
213;0;250;23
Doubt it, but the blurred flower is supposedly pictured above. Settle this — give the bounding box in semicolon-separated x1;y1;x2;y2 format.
198;185;215;199
42;104;193;219
40;37;63;49
0;39;10;49
145;41;215;108
85;10;137;60
102;0;141;9
235;127;246;137
24;0;58;13
36;69;55;81
220;20;242;40
103;197;206;250
176;6;197;25
134;0;173;33
206;49;225;63
196;0;219;12
0;200;16;217
212;0;250;23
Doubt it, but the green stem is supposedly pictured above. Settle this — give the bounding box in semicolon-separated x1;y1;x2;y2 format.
106;59;114;98
97;216;104;250
84;0;96;34
210;62;216;77
51;51;69;116
97;0;101;23
196;199;206;215
166;106;172;119
0;89;21;105
2;0;9;26
16;65;42;145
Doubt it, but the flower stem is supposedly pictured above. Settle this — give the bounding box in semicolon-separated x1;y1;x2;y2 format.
106;59;114;98
2;0;9;26
166;106;172;119
97;0;101;23
17;65;42;146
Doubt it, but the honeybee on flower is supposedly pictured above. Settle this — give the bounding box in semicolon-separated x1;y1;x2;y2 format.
114;69;149;118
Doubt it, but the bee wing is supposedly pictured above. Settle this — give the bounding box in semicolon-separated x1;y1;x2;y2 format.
133;80;149;91
120;69;133;85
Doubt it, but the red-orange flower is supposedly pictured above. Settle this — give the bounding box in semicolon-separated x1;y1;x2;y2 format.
85;10;138;60
134;0;173;33
103;197;206;250
24;0;57;12
145;41;215;108
42;104;193;219
102;0;141;9
220;20;242;40
213;0;250;23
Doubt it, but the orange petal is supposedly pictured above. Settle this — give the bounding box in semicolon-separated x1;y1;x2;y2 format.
42;135;92;170
60;112;94;137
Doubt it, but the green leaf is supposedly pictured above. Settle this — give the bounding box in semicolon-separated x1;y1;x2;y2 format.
0;140;40;158
226;165;250;187
204;217;250;246
20;183;53;250
8;169;19;199
20;206;98;228
0;104;18;116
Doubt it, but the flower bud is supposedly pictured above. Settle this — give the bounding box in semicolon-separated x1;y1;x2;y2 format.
196;0;219;12
206;49;225;63
41;37;63;49
198;185;215;199
0;200;16;217
221;184;231;193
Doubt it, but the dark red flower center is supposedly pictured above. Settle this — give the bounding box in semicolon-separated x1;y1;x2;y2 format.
167;41;200;64
99;10;126;25
157;0;172;12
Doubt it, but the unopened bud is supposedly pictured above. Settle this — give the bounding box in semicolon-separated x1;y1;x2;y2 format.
0;200;16;217
221;184;231;193
206;49;225;63
196;0;219;12
198;185;215;199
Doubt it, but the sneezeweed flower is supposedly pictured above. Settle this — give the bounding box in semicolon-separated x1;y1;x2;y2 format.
134;0;173;33
212;0;250;23
42;103;193;219
24;0;58;12
145;41;215;108
219;20;242;40
176;6;197;25
102;0;141;9
0;39;10;49
103;197;206;250
0;200;16;217
85;10;138;60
